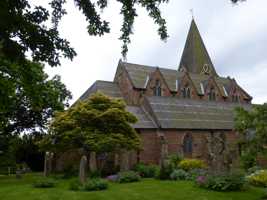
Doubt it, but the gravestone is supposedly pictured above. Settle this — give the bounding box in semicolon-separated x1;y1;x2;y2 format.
120;151;129;171
89;152;97;172
79;155;87;184
44;152;53;177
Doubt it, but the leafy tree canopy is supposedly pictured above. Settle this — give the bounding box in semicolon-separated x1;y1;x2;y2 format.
1;0;243;63
0;58;72;136
235;104;267;155
41;92;141;153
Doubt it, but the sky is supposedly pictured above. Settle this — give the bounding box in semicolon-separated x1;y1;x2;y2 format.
42;0;267;104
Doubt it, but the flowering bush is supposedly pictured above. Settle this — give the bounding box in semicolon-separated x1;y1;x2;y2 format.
196;175;207;186
106;174;119;182
170;169;189;180
247;170;267;187
188;168;207;181
179;159;207;171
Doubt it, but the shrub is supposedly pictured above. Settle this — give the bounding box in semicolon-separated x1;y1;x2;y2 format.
69;179;82;191
33;178;56;188
247;170;267;187
62;166;77;179
170;169;189;180
118;171;141;183
240;152;257;171
179;159;206;171
134;163;159;178
247;166;261;175
88;170;101;178
196;173;246;191
156;164;173;180
168;154;183;169
188;168;207;181
84;178;108;191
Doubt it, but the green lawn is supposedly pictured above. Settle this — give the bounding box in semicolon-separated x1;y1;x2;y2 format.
0;173;265;200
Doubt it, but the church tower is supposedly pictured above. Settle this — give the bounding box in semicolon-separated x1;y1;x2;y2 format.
178;19;218;77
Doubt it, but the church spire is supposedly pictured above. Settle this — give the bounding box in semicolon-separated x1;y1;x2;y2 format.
178;19;218;77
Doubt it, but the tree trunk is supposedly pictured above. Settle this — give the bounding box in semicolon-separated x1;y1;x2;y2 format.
89;152;97;172
79;155;87;184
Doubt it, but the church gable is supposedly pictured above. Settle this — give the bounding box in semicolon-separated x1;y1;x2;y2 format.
177;72;199;100
228;80;252;103
145;68;172;97
202;77;224;101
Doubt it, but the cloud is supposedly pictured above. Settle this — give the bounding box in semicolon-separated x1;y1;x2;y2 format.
42;0;267;104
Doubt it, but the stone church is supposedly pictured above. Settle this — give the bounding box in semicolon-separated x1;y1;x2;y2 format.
78;19;252;168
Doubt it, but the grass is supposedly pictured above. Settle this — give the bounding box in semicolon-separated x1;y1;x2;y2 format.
0;173;266;200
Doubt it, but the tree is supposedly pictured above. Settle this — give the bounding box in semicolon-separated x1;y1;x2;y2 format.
235;104;267;169
14;134;45;171
41;93;140;181
0;0;243;63
0;58;72;136
0;0;169;64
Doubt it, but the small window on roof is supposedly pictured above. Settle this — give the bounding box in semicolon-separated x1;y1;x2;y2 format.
154;80;162;96
209;88;216;101
232;95;240;102
182;86;191;99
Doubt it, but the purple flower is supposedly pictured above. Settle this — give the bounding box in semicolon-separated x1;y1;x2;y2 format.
106;174;119;182
196;176;206;185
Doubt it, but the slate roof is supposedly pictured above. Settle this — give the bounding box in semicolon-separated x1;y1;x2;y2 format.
121;61;234;96
146;96;252;130
126;106;157;129
80;81;122;100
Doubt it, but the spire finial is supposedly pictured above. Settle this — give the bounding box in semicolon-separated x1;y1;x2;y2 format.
190;9;194;19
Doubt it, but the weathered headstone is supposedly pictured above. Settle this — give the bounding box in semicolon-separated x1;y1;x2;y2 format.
120;150;129;171
16;170;22;179
89;152;97;172
79;155;87;184
44;152;53;177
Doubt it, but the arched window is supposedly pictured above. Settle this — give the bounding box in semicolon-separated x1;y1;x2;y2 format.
154;80;161;96
183;134;193;155
209;88;216;101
